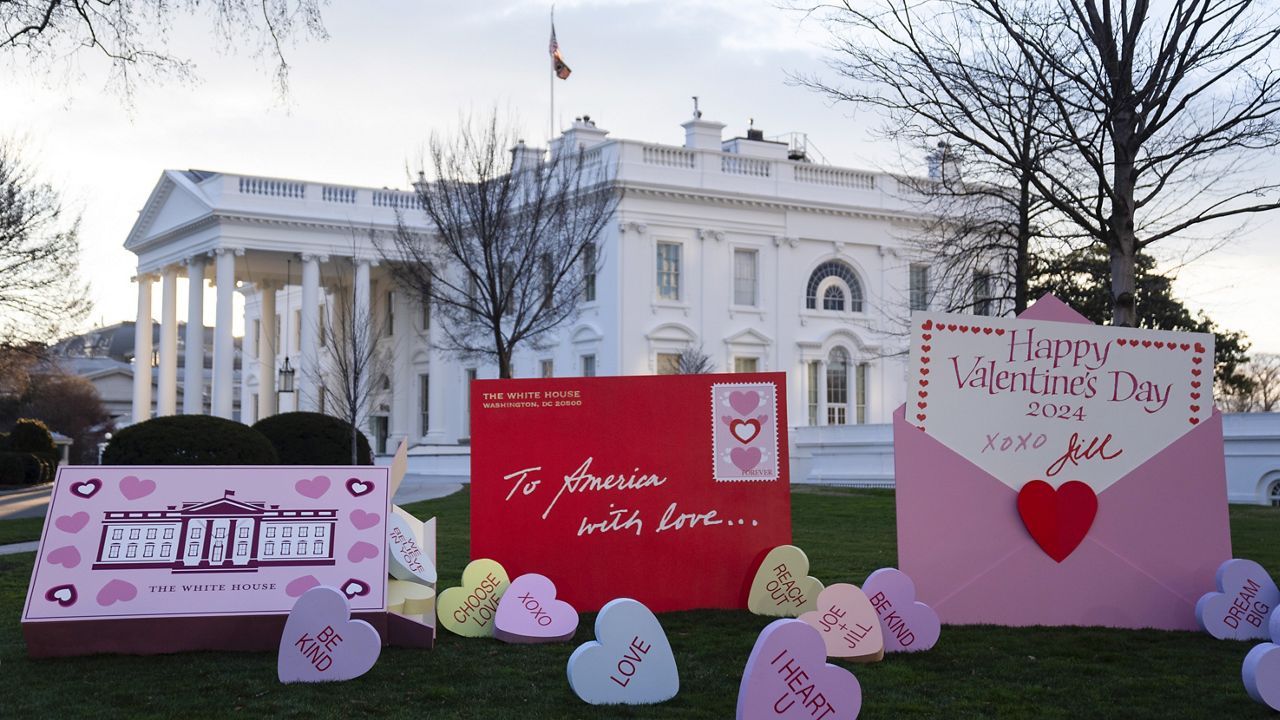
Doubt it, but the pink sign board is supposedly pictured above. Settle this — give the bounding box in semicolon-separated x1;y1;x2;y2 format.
23;466;390;656
894;295;1232;630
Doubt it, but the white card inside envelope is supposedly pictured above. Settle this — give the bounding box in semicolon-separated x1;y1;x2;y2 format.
388;507;436;585
909;311;1214;492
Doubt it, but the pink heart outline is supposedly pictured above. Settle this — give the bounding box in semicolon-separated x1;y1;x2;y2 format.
45;584;78;607
69;478;101;499
346;477;374;497
341;578;371;599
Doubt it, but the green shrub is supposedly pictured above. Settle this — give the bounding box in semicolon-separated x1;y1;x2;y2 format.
103;415;279;465
0;432;9;451
0;453;24;484
252;412;373;465
9;418;55;454
14;453;43;484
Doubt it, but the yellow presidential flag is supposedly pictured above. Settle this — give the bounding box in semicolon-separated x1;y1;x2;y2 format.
549;23;571;80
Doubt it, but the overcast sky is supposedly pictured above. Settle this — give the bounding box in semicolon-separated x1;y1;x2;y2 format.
1;0;1277;352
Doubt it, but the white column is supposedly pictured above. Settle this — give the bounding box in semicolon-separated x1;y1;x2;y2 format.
239;286;256;425
816;359;828;427
353;258;373;438
157;266;180;416
257;283;277;420
212;248;237;419
183;258;206;414
131;274;155;425
299;254;322;412
424;299;448;443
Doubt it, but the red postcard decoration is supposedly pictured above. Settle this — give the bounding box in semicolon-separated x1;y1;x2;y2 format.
470;373;791;613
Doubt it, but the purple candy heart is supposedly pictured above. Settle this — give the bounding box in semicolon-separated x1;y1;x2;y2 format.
119;475;156;501
729;390;761;415
54;512;90;534
278;586;381;683
495;573;579;643
347;541;380;563
1243;643;1280;711
46;545;81;569
862;567;941;653
737;619;861;720
1195;559;1279;641
731;446;762;473
295;475;331;499
96;579;138;607
349;509;380;530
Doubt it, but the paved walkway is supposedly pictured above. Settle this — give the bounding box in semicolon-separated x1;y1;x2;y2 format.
0;475;464;556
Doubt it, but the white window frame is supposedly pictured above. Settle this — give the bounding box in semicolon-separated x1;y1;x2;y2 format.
655;241;683;303
732;247;760;308
910;264;930;312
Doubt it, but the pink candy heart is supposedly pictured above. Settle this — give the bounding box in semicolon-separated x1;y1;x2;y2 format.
278;586;381;683
737;619;862;720
54;512;90;534
118;475;156;500
797;583;884;662
96;579;138;607
46;545;81;569
494;573;579;643
862;568;941;653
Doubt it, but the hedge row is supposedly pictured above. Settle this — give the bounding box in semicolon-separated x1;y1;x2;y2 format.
0;420;59;485
102;412;374;466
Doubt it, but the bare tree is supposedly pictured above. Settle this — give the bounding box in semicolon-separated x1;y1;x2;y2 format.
312;252;392;463
1223;352;1280;411
803;0;1280;326
0;0;328;98
0;141;90;345
676;346;716;374
383;113;619;378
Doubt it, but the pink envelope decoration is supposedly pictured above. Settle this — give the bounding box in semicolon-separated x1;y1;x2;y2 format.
895;294;1231;630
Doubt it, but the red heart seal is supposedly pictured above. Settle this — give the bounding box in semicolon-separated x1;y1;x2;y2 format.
730;418;761;444
1016;480;1097;563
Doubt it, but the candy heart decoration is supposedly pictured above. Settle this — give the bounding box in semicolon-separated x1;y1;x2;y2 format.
436;558;510;638
1242;643;1280;711
798;583;884;662
1016;480;1097;562
45;584;77;607
46;545;81;569
286;575;321;598
349;509;380;530
1194;558;1279;640
737;619;862;720
860;568;940;653
54;512;90;534
295;475;331;499
118;475;156;501
748;545;824;617
389;579;436;616
567;598;678;705
96;579;137;607
340;578;371;600
346;478;374;497
278;586;381;683
495;573;579;644
346;541;380;563
69;478;101;498
388;507;436;585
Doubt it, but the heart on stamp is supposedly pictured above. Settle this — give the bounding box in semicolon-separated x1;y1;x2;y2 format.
567;598;679;705
119;475;156;501
798;583;884;662
278;586;381;683
1194;558;1279;641
861;568;940;653
729;390;761;415
748;545;824;617
45;584;77;607
346;477;374;497
96;579;137;607
730;418;762;444
295;475;331;499
1016;480;1097;563
54;512;90;534
437;558;510;638
730;446;762;473
70;478;101;499
1243;643;1280;711
495;573;579;644
47;545;81;569
286;575;321;598
736;619;861;720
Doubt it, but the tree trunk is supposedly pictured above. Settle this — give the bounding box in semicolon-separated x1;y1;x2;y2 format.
1015;167;1033;313
1110;112;1140;327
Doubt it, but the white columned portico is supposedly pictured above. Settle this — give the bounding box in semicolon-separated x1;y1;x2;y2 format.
131;274;155;424
257;283;277;420
423;301;448;443
353;258;373;433
183;257;206;415
816;359;829;426
212;248;238;419
157;266;180;416
299;254;322;412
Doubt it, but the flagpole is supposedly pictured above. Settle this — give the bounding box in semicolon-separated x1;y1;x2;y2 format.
550;5;555;144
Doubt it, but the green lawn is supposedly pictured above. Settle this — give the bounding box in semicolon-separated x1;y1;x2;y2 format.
1;487;1277;718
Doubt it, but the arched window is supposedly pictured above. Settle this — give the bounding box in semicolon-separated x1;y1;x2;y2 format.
1270;479;1280;508
806;261;864;312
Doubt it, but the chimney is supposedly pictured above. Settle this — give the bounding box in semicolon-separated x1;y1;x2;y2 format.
682;116;726;150
552;115;611;159
927;141;961;181
511;140;546;172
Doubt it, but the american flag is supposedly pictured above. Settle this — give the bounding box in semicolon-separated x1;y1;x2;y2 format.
549;23;571;80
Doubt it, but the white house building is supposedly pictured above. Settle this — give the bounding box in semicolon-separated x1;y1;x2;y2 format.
125;112;962;451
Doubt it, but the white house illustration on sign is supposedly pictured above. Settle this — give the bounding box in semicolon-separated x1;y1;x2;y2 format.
92;490;339;573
